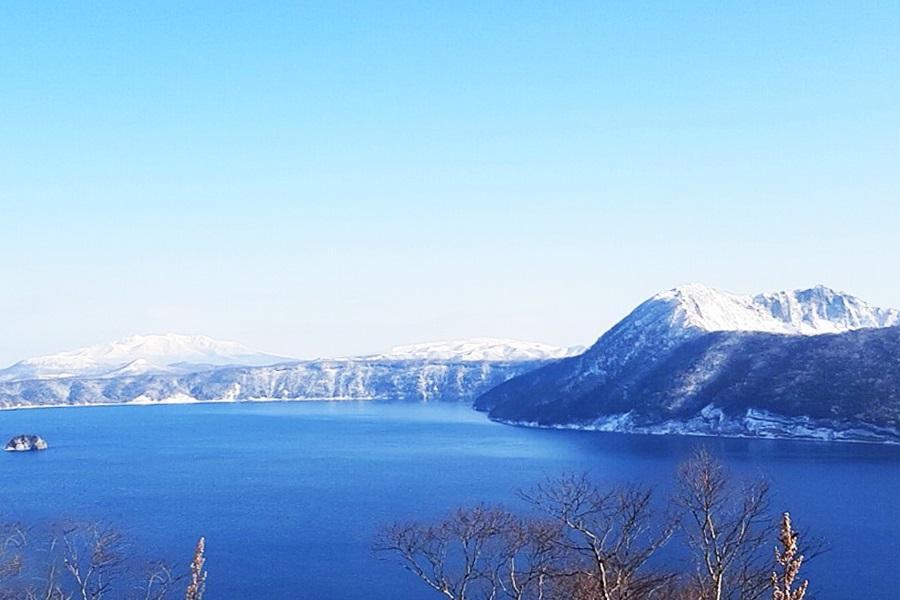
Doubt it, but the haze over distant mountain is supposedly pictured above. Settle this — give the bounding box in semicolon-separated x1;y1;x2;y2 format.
5;286;900;444
0;336;572;408
0;334;294;382
477;285;900;443
366;338;583;362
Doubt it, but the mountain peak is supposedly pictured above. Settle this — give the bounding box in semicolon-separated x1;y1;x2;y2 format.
478;284;900;442
661;282;722;296
0;333;293;382
648;284;899;336
90;333;255;360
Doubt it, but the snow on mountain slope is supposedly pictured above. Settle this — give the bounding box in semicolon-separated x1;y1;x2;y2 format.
96;358;171;378
0;334;577;385
370;338;583;362
0;358;550;409
753;286;900;333
0;336;579;407
0;334;293;382
653;284;899;335
476;284;900;442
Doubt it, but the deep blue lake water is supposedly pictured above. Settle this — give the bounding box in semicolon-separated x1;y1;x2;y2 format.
1;401;898;599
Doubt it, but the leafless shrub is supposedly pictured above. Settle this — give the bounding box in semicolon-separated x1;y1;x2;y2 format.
771;513;807;600
184;538;206;600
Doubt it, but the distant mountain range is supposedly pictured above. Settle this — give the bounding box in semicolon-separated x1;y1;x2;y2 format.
0;336;575;408
0;334;293;382
4;285;900;444
476;285;900;443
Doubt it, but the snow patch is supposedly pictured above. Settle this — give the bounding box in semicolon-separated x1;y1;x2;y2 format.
495;405;900;445
651;284;899;336
370;338;583;362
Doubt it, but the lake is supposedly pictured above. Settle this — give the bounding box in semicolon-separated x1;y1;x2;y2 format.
1;401;898;599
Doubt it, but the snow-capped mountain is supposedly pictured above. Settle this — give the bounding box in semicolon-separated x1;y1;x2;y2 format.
0;334;293;382
369;338;583;362
0;359;548;408
652;283;900;335
476;285;900;443
5;285;900;444
0;335;574;407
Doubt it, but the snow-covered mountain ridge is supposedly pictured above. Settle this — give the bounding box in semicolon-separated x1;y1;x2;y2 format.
0;335;577;383
0;359;549;409
476;285;900;444
368;338;583;362
0;334;577;409
655;284;899;335
0;334;294;382
5;284;900;444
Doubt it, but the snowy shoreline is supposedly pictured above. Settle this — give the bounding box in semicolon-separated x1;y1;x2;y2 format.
4;397;898;446
489;407;900;446
0;395;386;413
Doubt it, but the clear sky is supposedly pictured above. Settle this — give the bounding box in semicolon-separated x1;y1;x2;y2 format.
1;1;898;365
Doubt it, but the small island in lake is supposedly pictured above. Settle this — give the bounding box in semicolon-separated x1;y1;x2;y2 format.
5;435;49;452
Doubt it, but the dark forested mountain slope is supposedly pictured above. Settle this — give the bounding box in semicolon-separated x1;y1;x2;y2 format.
476;285;900;443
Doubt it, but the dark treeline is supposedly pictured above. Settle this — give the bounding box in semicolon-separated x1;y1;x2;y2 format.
375;449;819;600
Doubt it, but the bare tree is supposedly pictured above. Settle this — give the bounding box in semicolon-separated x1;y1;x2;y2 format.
377;480;677;600
0;521;194;600
522;474;676;600
58;523;127;600
0;523;27;600
488;518;563;600
676;448;773;600
375;505;523;600
771;513;807;600
22;536;67;600
134;560;180;600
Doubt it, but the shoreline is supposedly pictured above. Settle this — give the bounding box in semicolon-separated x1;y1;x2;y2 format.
0;396;391;413
490;416;900;446
2;397;898;447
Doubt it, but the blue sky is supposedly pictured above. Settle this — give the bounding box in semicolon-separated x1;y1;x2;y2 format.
1;1;898;364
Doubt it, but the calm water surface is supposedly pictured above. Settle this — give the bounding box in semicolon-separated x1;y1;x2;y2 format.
1;401;898;599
